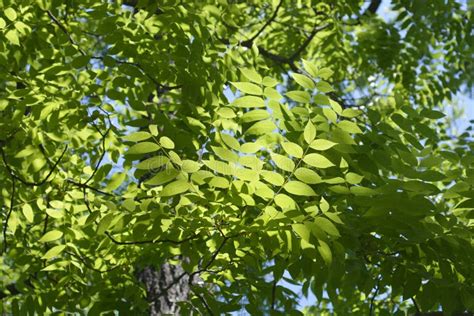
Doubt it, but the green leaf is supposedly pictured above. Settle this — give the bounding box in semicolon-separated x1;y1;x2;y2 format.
271;153;295;172
345;172;363;184
302;59;318;77
317;240;332;265
291;73;315;89
262;76;278;87
246;120;277;135
274;194;296;210
235;168;259;182
126;142;161;155
318;67;334;80
22;204;34;223
294;167;322;184
338;120;363;134
42;245;67;260
212;146;239;162
39;230;63;243
283;181;316;196
230;82;263;95
281;142;303;158
292;223;311;242
181;160;201;173
0;18;6;29
220;133;240;150
160;136;175;149
303;153;335;169
241;109;270;122
46;208;64;219
264;87;283;101
5;8;17;21
149;124;159;136
105;172;126;191
261;170;285;186
145;169;180;185
314;217;340;237
5;30;19;45
241;68;262;84
304;120;316;144
240;142;262;153
136;156;169;169
316;81;334;93
203;160;233;175
232;95;265;108
161;180;190;196
310;139;337;151
286;91;310;103
123;131;152;142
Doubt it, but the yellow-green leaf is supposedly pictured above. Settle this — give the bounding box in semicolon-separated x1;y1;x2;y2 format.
284;181;316;196
294;167;322;184
241;68;262;84
291;73;315;89
304;120;316;144
303;153;335;169
126;142;161;155
161;180;190;196
281;142;303;158
338;120;363;134
145;169;180;185
136;156;169;170
22;204;34;223
271;153;295;172
230;82;263;95
314;217;340;237
42;245;66;260
286;91;310;103
39;230;63;243
310;139;337;151
232;95;265;108
317;240;332;265
5;8;17;21
160;136;175;149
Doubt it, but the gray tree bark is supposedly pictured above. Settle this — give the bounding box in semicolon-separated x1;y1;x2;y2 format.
137;264;190;315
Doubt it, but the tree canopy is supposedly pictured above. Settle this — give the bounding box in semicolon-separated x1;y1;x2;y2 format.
1;0;473;315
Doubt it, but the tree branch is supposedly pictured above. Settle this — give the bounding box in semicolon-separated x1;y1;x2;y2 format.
0;145;68;187
242;0;284;46
46;10;86;56
2;178;15;254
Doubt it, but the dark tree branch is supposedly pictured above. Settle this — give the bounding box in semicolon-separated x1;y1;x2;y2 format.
191;288;215;316
242;0;284;46
412;297;422;315
369;276;381;316
271;278;277;311
46;10;86;56
2;178;15;254
66;179;114;197
364;0;382;15
288;23;331;62
0;145;68;187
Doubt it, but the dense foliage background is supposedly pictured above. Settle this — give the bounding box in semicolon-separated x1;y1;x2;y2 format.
1;0;473;314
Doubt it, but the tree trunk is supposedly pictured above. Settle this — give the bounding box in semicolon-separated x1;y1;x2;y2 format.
137;264;190;315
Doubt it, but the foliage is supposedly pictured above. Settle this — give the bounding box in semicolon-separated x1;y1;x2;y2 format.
0;0;473;315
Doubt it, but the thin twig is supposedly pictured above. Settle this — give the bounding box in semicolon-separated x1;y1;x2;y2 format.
411;297;421;315
369;276;381;316
0;145;68;187
46;10;86;55
243;0;284;45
